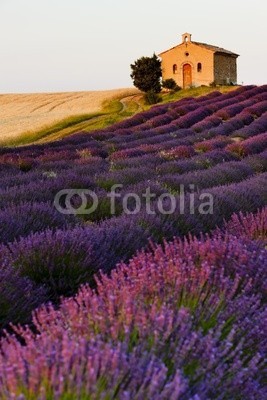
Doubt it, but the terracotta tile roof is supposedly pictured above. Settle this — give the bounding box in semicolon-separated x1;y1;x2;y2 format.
159;41;239;57
192;41;239;57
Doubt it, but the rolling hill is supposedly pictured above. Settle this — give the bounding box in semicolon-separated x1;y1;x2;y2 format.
0;88;139;146
0;84;266;399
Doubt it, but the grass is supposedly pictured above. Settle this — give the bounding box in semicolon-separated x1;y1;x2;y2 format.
0;86;238;147
160;85;238;104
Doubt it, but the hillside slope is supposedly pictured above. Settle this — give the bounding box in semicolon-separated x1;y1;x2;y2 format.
0;85;266;399
0;84;266;291
0;88;138;145
0;86;236;146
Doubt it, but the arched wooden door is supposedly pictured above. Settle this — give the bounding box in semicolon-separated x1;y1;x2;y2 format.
183;64;192;88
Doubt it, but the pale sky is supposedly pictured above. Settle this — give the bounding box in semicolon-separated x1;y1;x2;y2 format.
0;0;266;93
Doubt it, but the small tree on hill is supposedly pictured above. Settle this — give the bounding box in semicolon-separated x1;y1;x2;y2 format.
130;54;162;94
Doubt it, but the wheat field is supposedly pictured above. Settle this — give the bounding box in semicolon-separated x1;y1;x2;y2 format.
0;88;138;145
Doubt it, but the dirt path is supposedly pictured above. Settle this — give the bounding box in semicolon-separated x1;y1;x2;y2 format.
119;94;144;114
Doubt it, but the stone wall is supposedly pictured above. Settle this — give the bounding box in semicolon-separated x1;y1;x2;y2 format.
214;54;237;85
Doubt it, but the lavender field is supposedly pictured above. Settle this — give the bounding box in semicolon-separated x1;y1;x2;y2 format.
0;85;266;399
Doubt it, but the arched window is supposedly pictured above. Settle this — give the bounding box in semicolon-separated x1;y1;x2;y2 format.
197;62;202;72
173;64;178;74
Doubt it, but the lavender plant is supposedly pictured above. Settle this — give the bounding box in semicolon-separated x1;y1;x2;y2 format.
0;230;266;399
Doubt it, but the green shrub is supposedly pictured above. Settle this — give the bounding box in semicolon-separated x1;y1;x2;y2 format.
162;79;181;92
209;81;217;88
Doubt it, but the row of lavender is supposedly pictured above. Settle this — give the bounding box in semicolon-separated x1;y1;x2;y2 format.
0;86;266;330
0;86;266;163
0;208;266;399
0;149;266;236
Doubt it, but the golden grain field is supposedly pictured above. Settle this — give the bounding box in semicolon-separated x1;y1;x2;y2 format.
0;88;138;144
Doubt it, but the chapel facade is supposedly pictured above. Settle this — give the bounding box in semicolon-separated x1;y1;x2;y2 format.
159;33;239;88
